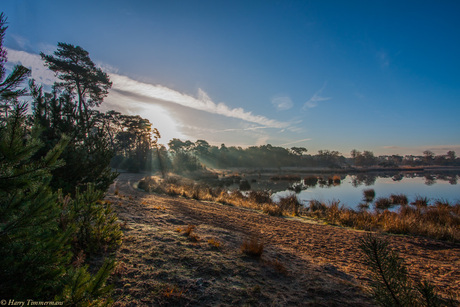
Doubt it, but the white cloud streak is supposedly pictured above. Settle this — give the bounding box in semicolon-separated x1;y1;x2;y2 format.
110;74;289;129
303;82;331;110
280;138;312;146
6;48;290;130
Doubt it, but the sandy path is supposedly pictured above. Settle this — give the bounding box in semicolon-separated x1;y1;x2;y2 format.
112;173;460;300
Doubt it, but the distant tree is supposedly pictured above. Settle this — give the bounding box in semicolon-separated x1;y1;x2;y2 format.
194;139;211;157
423;150;434;165
447;151;456;163
291;147;308;156
41;43;112;126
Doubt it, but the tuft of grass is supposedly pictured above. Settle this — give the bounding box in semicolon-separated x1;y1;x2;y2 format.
248;190;272;204
363;189;376;202
241;236;264;258
411;196;429;207
278;194;301;216
390;194;408;205
375;197;392;210
262;203;284;216
207;238;221;249
182;225;196;236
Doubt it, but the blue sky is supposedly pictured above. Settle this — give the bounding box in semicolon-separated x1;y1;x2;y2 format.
2;0;460;156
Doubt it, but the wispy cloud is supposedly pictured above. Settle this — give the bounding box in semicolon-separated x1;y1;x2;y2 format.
303;83;331;110
6;48;290;130
376;50;390;68
110;74;289;129
280;138;312;146
271;95;293;111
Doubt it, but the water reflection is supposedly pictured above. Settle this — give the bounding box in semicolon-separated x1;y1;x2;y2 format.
271;171;460;209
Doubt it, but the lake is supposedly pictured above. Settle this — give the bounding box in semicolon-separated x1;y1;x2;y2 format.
270;172;460;209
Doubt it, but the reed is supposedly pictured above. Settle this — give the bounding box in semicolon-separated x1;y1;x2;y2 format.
304;198;459;242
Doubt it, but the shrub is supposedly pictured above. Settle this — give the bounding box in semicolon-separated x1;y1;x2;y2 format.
332;175;341;185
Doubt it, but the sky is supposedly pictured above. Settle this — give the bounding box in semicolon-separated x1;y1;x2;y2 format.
2;0;460;156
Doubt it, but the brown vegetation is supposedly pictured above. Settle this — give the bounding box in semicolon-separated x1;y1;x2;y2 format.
108;173;459;306
241;236;264;258
139;175;460;242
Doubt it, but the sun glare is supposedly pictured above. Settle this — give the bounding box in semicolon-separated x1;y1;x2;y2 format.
138;103;185;143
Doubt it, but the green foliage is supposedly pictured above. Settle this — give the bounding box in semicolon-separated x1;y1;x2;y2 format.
62;184;122;255
0;16;119;303
40;42;112;124
31;45;118;194
57;259;116;306
359;234;448;306
0;103;69;299
171;151;202;173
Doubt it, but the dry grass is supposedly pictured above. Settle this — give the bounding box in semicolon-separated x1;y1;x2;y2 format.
390;194;409;205
363;189;375;202
241;236;264;258
138;175;459;242
278;194;301;216
305;199;460;242
207;238;222;249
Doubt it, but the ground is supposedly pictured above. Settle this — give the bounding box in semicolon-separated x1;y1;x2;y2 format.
106;173;459;306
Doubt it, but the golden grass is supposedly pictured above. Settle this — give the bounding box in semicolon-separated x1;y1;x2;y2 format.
138;175;459;242
241;236;264;258
208;238;222;249
306;199;460;242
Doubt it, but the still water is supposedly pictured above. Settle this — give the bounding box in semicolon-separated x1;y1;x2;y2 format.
272;173;460;209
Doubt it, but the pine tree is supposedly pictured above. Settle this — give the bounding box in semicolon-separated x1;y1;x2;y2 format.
0;13;118;303
0;101;71;299
31;43;117;194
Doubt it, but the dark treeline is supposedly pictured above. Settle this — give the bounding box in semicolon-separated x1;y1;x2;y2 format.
127;137;459;174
